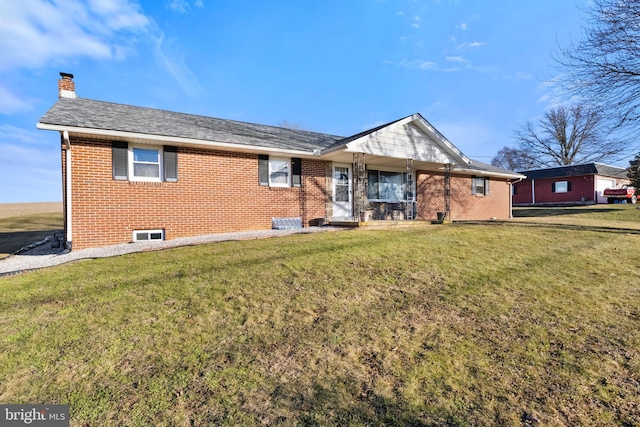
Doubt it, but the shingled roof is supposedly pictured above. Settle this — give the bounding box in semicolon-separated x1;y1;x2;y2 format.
39;96;519;177
518;163;628;180
39;97;344;152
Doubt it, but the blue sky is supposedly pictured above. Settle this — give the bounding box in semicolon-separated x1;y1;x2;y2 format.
0;0;603;203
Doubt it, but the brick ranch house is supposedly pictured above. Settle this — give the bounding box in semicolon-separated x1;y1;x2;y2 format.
38;73;524;250
513;163;631;206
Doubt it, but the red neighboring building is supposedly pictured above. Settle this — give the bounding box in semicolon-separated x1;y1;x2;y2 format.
513;163;630;206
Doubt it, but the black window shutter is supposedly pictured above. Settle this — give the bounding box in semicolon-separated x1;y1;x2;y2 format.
552;182;556;193
567;181;572;191
484;177;490;195
471;176;477;195
258;155;269;186
292;157;302;187
163;146;178;182
112;141;128;180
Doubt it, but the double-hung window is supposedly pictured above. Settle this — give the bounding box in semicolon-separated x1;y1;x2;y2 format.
258;155;302;187
269;157;290;187
132;147;161;181
112;142;178;182
472;176;490;195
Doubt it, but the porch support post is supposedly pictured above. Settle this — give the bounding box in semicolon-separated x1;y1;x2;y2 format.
353;153;366;221
406;158;414;220
444;163;451;219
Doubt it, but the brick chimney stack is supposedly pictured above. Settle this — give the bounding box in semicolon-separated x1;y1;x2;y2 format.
58;72;76;98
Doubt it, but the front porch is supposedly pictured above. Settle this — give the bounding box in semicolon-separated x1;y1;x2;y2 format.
326;219;438;228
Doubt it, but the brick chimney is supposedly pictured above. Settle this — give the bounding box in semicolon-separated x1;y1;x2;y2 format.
58;72;76;98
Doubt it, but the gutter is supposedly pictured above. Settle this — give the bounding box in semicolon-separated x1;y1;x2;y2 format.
37;123;318;158
451;166;526;180
510;176;525;218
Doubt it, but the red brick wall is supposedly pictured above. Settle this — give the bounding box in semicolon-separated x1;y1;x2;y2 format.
512;180;532;204
532;176;594;204
416;172;512;220
66;137;329;249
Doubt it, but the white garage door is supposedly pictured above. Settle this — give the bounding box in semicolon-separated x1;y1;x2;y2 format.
596;178;615;203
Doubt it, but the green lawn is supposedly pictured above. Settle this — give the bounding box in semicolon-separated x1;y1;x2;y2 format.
1;215;639;425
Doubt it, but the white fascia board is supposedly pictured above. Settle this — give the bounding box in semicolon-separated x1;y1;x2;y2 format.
36;123;317;158
410;115;470;164
451;166;526;179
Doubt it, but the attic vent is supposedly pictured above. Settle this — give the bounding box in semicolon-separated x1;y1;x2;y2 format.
133;229;164;242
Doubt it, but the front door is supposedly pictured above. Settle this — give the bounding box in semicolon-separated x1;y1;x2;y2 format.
332;164;352;219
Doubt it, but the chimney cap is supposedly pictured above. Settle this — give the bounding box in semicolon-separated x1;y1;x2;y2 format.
60;72;74;79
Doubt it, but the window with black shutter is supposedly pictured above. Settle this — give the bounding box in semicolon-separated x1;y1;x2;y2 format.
291;157;302;187
163;146;178;182
112;141;128;180
258;155;269;186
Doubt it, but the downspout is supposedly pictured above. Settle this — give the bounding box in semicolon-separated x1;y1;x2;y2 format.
531;179;535;205
510;177;525;219
63;130;72;249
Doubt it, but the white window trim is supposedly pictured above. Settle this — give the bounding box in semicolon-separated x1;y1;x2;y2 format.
129;144;163;182
268;157;291;188
555;181;569;193
132;229;164;242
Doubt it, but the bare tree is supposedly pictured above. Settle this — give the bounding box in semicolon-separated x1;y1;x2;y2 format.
278;120;310;131
557;0;640;137
513;104;623;167
491;146;538;171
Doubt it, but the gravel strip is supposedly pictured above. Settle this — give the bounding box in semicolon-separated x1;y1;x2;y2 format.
0;226;346;277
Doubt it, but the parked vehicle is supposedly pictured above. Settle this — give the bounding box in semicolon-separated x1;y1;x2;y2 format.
603;187;637;204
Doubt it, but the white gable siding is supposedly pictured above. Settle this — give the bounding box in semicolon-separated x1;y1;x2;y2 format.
345;123;459;163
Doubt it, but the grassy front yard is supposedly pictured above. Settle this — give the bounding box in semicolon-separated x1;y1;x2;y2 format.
1;213;640;425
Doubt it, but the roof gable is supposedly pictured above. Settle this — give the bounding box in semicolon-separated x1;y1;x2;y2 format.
326;114;470;165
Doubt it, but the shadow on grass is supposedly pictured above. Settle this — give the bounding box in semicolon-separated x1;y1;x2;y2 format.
513;207;624;218
457;220;640;236
268;382;448;426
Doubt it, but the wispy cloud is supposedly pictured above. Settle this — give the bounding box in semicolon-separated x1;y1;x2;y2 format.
0;0;150;72
0;87;36;115
457;41;486;50
154;33;204;96
0;126;62;202
503;71;533;80
0;0;153;114
167;0;203;13
384;59;461;73
446;56;467;63
412;15;421;28
361;120;387;131
457;22;467;30
168;0;190;13
535;76;580;110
